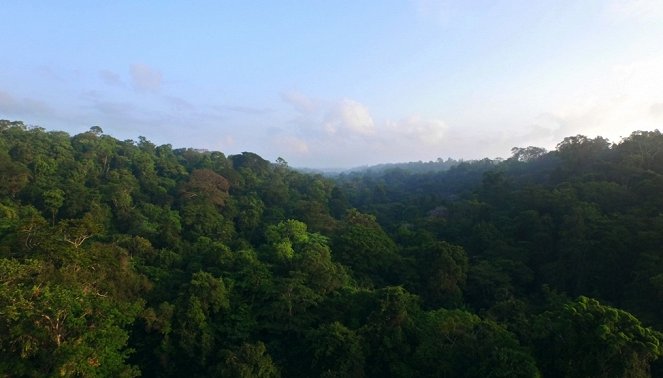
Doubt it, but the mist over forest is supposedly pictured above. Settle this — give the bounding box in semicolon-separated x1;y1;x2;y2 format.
1;119;662;377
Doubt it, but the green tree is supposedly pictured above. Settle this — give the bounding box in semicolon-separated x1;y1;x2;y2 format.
306;321;365;377
332;209;402;287
414;309;540;377
170;271;230;373
215;342;280;378
415;241;468;308
360;286;420;377
0;258;141;377
531;296;662;378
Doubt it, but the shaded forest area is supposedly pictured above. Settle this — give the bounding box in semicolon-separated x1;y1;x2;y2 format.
0;119;662;377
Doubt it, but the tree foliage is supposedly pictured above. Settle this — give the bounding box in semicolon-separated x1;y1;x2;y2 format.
0;121;662;376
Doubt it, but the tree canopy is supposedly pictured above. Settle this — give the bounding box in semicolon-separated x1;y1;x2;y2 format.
1;120;662;376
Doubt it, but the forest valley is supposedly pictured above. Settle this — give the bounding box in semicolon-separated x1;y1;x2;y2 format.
1;119;663;377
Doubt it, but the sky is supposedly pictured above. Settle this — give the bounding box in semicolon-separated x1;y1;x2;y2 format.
1;0;663;168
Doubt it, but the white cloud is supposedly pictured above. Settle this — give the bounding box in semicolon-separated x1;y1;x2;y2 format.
276;136;310;155
323;99;375;136
386;115;447;145
276;92;454;166
130;63;162;92
293;50;663;167
281;90;318;114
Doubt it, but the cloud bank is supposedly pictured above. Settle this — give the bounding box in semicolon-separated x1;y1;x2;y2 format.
0;90;57;118
277;92;451;167
323;99;375;136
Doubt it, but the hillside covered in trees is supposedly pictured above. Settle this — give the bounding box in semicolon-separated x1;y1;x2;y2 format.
1;119;662;377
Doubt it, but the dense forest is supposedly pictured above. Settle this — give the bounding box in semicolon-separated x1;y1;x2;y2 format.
1;119;662;377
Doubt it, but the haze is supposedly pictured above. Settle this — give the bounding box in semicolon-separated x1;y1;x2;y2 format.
1;0;662;168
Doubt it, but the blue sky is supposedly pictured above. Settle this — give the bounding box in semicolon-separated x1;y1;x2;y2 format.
1;1;663;168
